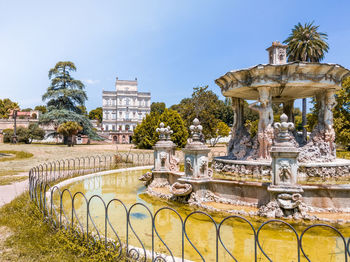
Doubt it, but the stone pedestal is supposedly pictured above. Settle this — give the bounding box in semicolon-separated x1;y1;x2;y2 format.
259;114;305;218
182;145;211;179
182;119;211;180
153;140;176;172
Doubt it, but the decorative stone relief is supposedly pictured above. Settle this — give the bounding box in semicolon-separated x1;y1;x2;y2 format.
277;159;292;184
170;182;192;197
185;157;193;176
169;155;180;172
198;156;208;177
160;151;168;168
138;172;153;185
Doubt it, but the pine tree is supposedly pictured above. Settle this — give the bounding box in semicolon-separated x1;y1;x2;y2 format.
40;61;99;140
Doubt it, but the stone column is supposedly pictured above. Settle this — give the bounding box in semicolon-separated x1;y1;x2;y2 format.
231;97;245;133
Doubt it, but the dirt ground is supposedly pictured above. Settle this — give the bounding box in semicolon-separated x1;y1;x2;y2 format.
0;142;226;207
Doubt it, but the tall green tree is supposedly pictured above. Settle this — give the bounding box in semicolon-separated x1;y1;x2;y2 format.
40;61;99;140
43;61;87;113
284;22;329;143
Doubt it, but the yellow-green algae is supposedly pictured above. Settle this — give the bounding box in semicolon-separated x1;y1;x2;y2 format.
59;169;350;262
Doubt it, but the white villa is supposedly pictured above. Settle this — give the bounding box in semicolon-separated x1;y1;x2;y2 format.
102;78;151;143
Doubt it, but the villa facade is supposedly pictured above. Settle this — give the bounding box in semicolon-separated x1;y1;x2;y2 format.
102;78;151;143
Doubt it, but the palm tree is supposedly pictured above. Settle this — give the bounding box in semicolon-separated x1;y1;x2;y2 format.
283;22;329;144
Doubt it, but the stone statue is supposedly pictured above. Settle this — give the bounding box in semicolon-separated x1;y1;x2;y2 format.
249;87;274;160
298;90;337;162
324;90;337;128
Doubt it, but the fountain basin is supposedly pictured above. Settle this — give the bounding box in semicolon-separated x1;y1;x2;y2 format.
150;168;350;213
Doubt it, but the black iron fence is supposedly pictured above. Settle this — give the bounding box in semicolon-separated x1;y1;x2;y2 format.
28;153;350;262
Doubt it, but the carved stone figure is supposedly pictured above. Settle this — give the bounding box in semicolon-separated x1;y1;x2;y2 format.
198;156;208;176
324;90;337;128
278;160;292;184
185;157;193;176
169;155;180;172
277;193;302;211
249;87;274;160
160;152;168;167
170;182;193;197
138;172;153;182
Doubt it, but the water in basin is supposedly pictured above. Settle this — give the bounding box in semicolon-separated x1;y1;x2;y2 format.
57;169;350;261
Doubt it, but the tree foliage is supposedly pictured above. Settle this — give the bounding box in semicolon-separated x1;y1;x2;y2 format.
283;22;329;62
133;109;188;149
209;121;230;147
40;61;99;140
334;77;350;148
88;107;103;122
34;105;47;114
3;124;45;143
43;61;87;112
57;121;83;147
132;112;160;149
151;102;166;115
0;99;19;119
170;86;221;139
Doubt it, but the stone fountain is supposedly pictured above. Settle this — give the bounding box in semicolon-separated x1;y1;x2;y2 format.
214;41;350;179
144;42;350;221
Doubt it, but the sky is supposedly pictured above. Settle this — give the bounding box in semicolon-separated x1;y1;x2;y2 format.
1;0;350;112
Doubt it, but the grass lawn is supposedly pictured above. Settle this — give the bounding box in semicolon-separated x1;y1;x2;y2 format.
0;143;150;185
0;194;123;261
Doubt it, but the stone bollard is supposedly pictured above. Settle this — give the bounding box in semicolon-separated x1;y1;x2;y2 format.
182;118;212;179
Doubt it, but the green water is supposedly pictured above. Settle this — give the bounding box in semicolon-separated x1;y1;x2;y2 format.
57;170;350;261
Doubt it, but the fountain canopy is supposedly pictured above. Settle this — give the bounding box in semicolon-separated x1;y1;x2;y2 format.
215;62;350;102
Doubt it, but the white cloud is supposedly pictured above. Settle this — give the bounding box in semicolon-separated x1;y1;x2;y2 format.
83;79;100;85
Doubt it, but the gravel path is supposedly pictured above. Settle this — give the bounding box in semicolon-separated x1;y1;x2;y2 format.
0;179;28;208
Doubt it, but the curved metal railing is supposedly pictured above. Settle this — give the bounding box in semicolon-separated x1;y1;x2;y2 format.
28;152;350;262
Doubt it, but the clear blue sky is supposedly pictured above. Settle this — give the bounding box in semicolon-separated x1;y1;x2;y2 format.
1;0;350;111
